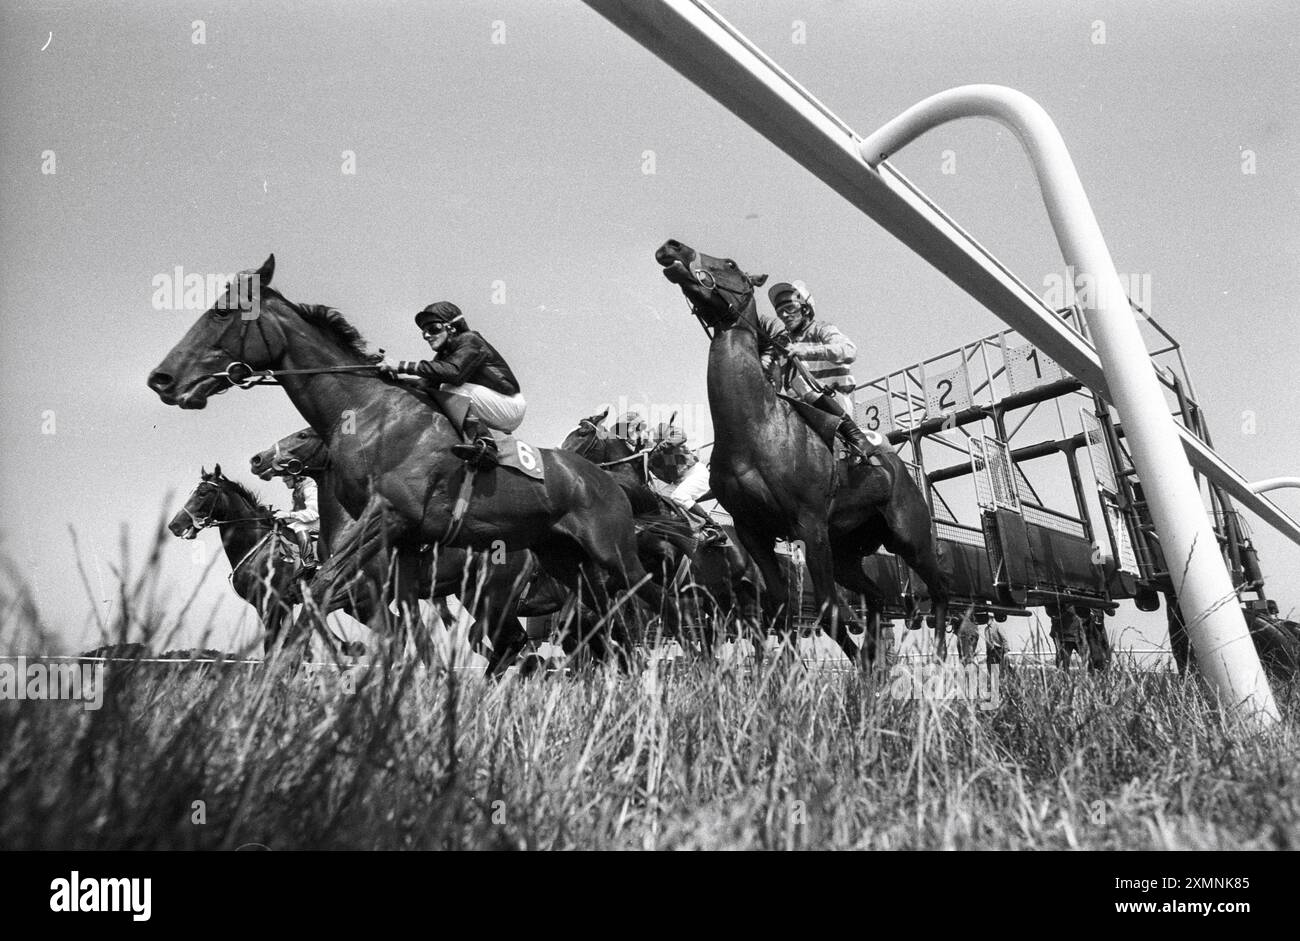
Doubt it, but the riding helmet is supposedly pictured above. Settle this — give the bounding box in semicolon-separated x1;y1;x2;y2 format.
415;301;467;331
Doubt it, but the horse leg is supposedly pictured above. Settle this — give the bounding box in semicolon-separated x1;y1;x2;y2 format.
799;528;864;666
390;548;437;667
295;495;409;660
886;538;948;662
731;522;790;663
565;516;676;657
830;545;892;669
262;595;284;657
536;539;610;668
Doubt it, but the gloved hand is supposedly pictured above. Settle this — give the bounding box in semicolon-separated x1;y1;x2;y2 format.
376;358;400;380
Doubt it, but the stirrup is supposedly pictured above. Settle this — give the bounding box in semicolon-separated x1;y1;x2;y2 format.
700;525;727;547
451;438;498;468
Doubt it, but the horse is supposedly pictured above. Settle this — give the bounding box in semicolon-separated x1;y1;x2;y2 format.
559;408;760;650
249;427;570;675
167;466;303;654
148;255;674;665
655;239;949;665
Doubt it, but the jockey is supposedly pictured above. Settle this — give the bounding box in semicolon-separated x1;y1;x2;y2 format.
759;280;878;464
274;473;319;574
646;422;726;545
378;302;526;468
610;411;649;451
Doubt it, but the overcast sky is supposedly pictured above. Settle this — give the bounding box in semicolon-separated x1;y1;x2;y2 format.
1;0;1296;653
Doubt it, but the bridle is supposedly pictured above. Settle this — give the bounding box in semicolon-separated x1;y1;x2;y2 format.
682;262;761;343
205;296;384;390
267;440;328;478
183;480;275;531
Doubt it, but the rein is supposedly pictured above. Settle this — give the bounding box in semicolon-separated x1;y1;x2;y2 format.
209;311;386;389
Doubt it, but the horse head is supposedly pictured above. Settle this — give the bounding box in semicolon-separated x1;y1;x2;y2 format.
250;427;330;480
655;239;767;331
559;407;625;463
168;464;228;539
147;255;278;409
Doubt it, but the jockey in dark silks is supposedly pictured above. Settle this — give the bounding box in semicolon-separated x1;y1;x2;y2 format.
378;302;526;468
758;280;878;464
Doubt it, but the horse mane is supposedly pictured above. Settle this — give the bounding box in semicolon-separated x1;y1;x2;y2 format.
265;287;382;364
220;476;270;513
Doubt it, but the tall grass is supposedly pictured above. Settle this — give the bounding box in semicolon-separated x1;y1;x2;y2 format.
1;523;1297;850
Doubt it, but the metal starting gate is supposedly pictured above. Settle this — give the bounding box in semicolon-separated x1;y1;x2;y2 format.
585;0;1297;719
839;303;1286;636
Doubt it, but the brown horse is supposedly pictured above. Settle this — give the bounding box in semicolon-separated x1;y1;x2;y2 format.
148;255;673;664
249;427;569;675
167;466;301;654
560;409;760;648
655;239;949;664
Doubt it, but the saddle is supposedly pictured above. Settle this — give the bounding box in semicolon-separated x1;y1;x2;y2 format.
429;388;544;480
777;393;892;466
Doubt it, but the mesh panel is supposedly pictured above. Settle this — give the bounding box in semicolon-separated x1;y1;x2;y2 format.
970;439;994;509
972;437;1019;511
986;438;1020;511
1081;409;1117;494
1022;502;1086;539
936;520;986;548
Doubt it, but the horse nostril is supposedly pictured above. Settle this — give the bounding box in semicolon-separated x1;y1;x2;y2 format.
148;371;174;392
250;455;263;467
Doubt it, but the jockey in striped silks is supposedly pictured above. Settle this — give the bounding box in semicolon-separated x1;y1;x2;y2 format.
758;279;880;464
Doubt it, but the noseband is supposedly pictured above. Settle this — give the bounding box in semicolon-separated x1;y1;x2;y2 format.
183;481;273;530
684;265;760;341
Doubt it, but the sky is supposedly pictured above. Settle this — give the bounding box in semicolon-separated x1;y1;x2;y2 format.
0;0;1297;654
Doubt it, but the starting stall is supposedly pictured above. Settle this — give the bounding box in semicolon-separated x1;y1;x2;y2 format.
779;300;1295;670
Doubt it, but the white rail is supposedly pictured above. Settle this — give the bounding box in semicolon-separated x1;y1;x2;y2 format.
583;0;1284;724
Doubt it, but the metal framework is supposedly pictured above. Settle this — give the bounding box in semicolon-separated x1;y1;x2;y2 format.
584;0;1295;722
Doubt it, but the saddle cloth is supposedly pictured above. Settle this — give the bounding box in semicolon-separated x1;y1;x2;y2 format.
430;388;544;480
488;431;546;480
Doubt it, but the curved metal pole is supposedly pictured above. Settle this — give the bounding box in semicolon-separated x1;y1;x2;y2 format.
860;85;1277;724
1250;477;1300;494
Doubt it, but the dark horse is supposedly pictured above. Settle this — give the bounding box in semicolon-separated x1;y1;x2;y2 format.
148;256;675;663
168;466;303;653
560;408;761;648
249;427;569;675
656;239;949;664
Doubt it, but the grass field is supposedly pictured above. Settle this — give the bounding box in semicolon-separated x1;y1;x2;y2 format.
2;647;1297;850
2;530;1297;851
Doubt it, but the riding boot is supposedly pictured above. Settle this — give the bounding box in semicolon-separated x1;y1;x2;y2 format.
293;531;318;579
837;416;880;465
812;393;880;465
451;415;500;468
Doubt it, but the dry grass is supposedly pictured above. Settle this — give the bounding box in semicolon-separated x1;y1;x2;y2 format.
2;524;1298;850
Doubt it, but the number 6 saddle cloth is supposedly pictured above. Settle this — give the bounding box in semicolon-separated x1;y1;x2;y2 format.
428;387;545;480
487;431;546;480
